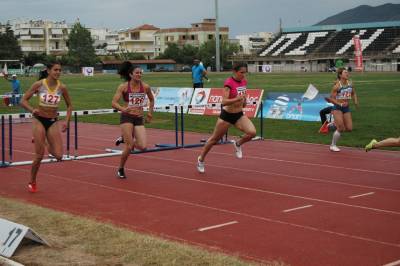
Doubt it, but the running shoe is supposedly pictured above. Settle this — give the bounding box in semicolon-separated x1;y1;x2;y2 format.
318;121;329;134
115;136;124;146
28;182;37;193
329;145;340;152
365;139;377;152
117;168;126;179
233;140;243;158
197;156;205;173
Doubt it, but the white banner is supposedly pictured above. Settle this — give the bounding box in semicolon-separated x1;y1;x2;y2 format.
262;64;272;73
82;67;94;76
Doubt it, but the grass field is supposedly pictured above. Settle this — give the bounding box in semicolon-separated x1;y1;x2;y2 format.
0;71;399;265
1;71;399;149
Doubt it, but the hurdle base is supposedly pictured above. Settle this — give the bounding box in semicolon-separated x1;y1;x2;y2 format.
155;143;178;148
0;161;10;168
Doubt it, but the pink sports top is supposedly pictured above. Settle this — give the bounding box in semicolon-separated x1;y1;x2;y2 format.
224;77;247;99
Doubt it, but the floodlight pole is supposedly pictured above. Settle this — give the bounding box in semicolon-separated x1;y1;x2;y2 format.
215;0;221;72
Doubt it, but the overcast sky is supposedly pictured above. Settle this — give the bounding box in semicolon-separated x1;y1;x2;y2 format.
1;0;399;36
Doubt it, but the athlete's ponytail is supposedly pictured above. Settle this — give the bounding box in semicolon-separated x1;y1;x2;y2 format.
118;61;140;81
37;62;61;81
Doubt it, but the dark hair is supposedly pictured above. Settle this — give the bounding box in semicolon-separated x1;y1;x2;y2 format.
118;61;140;81
336;67;346;79
38;62;61;80
233;63;247;72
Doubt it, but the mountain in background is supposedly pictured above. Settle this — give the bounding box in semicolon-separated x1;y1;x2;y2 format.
315;3;400;25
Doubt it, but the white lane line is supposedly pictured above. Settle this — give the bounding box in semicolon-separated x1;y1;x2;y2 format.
283;205;313;213
383;259;400;266
349;192;375;199
198;221;238;232
11;166;400;248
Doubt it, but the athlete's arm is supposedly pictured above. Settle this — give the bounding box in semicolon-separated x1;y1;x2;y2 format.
221;87;245;106
144;83;154;123
111;84;127;112
61;84;72;132
21;81;40;114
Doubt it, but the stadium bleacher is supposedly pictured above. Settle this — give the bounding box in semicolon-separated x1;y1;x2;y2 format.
250;21;400;72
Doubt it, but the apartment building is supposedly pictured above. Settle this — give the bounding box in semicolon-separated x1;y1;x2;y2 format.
235;32;274;55
118;24;159;59
154;18;229;57
11;19;69;55
90;28;119;55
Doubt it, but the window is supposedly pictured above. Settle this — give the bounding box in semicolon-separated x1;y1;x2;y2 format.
208;34;213;40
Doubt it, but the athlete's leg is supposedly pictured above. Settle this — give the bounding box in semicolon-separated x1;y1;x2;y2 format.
199;118;230;162
234;115;257;146
133;125;147;151
31;119;46;184
343;112;353;132
331;110;344;150
119;123;134;169
46;121;64;161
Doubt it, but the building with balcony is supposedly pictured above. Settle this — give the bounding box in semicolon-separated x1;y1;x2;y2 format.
90;28;119;55
235;32;274;55
118;24;159;59
11;19;69;55
154;18;229;57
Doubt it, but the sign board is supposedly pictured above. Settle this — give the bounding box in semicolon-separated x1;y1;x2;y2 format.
0;218;49;258
189;88;264;118
82;67;94;76
150;87;194;113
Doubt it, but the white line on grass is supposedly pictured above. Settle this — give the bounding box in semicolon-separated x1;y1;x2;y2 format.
198;221;238;232
349;192;375;199
283;205;313;213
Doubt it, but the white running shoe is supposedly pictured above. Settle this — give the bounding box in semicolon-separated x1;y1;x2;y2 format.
329;145;341;152
197;156;205;173
115;136;124;146
233;141;243;158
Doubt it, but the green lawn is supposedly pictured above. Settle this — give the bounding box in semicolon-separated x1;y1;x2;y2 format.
1;71;399;149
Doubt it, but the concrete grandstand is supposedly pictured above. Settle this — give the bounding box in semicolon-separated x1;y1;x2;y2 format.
231;21;400;72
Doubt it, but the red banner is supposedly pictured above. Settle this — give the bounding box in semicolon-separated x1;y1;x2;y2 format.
189;88;264;118
353;35;363;71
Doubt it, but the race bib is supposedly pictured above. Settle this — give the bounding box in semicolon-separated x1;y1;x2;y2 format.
39;92;61;106
337;88;352;100
237;86;247;96
128;92;146;107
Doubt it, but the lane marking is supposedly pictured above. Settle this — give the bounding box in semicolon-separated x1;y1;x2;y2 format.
11;166;400;248
349;192;375;199
383;259;400;266
198;221;238;232
283;205;313;213
139;154;400;193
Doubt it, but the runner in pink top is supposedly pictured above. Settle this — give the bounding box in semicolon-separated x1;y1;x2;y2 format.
196;63;256;173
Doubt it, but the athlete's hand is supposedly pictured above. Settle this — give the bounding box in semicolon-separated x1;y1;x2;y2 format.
32;108;40;116
145;113;153;123
61;123;68;133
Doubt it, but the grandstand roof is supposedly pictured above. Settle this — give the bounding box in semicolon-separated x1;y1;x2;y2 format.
283;21;400;33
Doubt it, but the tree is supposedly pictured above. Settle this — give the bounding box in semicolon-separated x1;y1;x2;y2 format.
198;40;240;70
156;43;182;63
0;24;22;60
67;22;98;68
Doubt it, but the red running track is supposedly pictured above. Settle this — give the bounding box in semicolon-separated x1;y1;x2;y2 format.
1;122;400;266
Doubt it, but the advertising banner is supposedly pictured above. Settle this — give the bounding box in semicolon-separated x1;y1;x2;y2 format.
259;92;331;122
189;88;263;118
151;87;194;113
353;35;363;72
82;67;94;76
